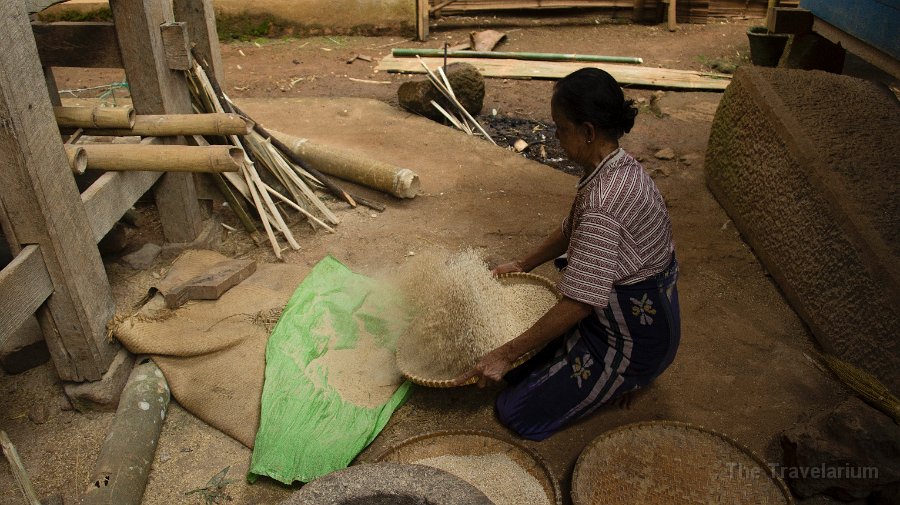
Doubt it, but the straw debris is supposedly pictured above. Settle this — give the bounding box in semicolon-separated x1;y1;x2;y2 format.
394;249;556;378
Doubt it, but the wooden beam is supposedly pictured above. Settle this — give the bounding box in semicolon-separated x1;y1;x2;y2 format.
160;22;192;70
0;246;54;348
173;0;225;87
377;55;732;91
0;1;118;381
32;22;123;68
813;17;900;80
110;0;203;243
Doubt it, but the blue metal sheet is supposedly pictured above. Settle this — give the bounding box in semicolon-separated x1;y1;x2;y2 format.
801;0;900;59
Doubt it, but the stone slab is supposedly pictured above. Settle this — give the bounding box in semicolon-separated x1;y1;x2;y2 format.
62;347;135;412
705;67;900;391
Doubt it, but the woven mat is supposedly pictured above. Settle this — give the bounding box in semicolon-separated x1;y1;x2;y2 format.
571;421;793;505
114;250;307;447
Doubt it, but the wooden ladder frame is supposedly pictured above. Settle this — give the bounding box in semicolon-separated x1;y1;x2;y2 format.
0;0;224;382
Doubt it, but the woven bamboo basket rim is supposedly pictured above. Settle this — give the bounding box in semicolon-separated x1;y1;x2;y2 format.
398;272;560;388
374;429;562;505
571;420;794;505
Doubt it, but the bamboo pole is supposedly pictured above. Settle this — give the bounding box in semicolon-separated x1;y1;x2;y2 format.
75;144;242;173
54;105;135;129
0;431;41;505
668;0;677;31
393;48;644;64
271;131;421;199
77;113;254;137
65;145;88;175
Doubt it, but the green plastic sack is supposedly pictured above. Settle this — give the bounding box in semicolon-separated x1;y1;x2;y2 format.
249;256;412;484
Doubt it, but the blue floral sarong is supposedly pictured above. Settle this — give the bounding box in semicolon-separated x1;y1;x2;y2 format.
496;255;680;441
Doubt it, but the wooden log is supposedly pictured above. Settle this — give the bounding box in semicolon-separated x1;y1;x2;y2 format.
0;246;54;349
160;22;191;71
392;48;643;64
0;1;118;382
78;113;254;137
273;131;420;199
55;105;135;129
31;22;123;68
0;431;41;505
79;360;169;505
377;55;731;91
76;144;243;173
66;145;88;175
111;0;203;243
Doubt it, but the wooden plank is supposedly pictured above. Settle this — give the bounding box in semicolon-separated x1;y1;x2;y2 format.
0;246;53;347
377;55;732;91
110;0;203;243
32;22;123;68
82;172;162;243
173;0;225;87
0;1;118;381
813;17;900;80
160;22;191;70
163;259;257;309
43;67;62;107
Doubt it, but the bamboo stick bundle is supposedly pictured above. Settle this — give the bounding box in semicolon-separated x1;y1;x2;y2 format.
68;144;242;173
186;58;338;258
416;56;496;145
77;113;254;137
55;105;135;129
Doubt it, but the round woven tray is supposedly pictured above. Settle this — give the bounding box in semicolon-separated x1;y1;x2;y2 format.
397;272;560;388
375;429;562;505
571;421;794;505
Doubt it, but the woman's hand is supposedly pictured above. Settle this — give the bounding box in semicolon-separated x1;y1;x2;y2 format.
491;260;525;277
452;346;516;388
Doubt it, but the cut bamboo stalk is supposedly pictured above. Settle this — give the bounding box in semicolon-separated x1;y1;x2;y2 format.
77;144;242;173
78;113;254;137
431;100;470;133
0;431;41;505
65;145;88;175
263;136;340;225
272;130;420;199
240;162;282;259
434;65;496;144
54;105;135;129
393;48;644;64
262;182;335;233
246;161;300;250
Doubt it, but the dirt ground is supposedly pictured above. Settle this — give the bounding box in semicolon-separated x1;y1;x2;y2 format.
1;14;876;505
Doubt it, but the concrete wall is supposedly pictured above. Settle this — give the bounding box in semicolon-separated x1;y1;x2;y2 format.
43;0;415;35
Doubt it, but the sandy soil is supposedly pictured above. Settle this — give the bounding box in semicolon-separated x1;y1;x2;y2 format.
0;15;860;505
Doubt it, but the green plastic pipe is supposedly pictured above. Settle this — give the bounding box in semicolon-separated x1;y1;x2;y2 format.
392;48;643;64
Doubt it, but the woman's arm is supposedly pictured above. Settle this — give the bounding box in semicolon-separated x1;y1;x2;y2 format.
492;226;569;275
452;296;592;388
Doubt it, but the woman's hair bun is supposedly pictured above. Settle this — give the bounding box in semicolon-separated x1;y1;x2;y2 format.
553;68;639;140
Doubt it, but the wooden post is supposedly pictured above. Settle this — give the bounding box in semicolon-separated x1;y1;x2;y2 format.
0;2;118;381
173;0;225;87
667;0;677;31
109;0;203;243
416;0;429;41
